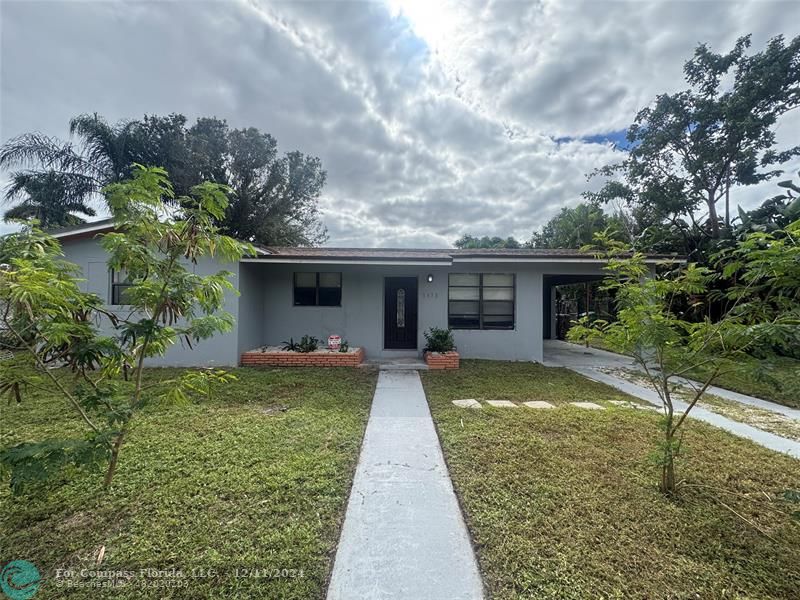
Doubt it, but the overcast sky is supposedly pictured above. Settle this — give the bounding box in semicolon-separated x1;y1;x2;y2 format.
1;0;799;246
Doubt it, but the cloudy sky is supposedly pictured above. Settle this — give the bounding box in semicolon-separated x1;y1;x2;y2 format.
1;0;799;246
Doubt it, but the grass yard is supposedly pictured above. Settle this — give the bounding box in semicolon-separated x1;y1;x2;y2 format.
421;360;800;600
0;367;376;599
683;355;800;409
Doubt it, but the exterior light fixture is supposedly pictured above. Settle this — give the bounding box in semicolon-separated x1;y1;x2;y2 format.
427;274;434;283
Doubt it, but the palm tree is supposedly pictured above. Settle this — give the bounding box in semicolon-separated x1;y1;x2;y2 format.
0;114;136;226
3;171;96;227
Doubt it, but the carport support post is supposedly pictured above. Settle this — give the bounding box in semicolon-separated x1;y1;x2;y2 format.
584;282;590;348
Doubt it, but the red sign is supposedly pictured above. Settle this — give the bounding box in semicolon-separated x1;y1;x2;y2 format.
327;335;341;351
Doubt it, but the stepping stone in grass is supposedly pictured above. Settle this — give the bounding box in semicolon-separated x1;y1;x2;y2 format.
523;401;555;409
570;401;605;410
609;400;661;411
486;400;518;408
452;399;481;409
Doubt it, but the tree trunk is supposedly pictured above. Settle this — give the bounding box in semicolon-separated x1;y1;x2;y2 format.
707;190;720;238
103;432;125;487
661;449;676;496
660;385;677;496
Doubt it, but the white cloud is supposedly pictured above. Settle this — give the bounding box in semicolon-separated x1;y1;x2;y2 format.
1;0;798;244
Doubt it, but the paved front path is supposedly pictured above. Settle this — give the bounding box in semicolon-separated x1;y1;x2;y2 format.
327;370;484;600
544;340;800;459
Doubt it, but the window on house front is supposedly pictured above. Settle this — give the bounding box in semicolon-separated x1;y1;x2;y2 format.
110;269;133;305
448;273;515;330
293;272;342;306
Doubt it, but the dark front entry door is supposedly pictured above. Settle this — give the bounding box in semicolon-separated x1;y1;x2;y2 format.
384;277;418;349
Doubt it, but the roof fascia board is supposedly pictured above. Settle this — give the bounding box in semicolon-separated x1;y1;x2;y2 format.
453;256;683;264
240;258;452;266
51;223;115;239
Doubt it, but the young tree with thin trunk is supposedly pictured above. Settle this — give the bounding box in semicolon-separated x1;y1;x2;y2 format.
568;225;799;496
0;165;251;492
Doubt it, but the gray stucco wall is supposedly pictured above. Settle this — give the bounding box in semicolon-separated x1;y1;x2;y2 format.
60;236;241;367
253;262;577;362
58;235;610;365
237;263;265;356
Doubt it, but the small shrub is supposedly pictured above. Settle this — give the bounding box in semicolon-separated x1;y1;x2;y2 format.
297;335;320;353
339;340;350;353
280;338;300;352
424;327;455;353
280;335;320;352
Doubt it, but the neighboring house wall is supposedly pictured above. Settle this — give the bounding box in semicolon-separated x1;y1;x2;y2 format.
60;236;241;367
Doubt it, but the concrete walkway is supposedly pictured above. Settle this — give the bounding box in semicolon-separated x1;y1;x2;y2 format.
327;370;484;600
544;340;800;459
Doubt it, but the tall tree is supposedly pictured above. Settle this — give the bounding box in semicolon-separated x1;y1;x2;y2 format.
0;113;328;246
453;235;521;249
0;114;138;225
530;203;613;248
588;34;800;244
2;170;96;227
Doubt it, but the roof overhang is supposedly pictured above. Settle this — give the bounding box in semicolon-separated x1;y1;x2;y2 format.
51;222;116;241
242;255;684;266
240;257;451;266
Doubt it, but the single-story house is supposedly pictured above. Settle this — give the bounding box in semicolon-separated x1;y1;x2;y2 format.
52;220;676;366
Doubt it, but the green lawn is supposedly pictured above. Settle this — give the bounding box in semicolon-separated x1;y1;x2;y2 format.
421;360;800;600
0;367;376;599
585;340;800;409
683;355;800;409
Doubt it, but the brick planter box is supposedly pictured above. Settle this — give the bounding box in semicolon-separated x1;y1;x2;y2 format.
424;351;460;370
241;347;365;367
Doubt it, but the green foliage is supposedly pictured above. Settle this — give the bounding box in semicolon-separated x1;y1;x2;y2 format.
713;218;800;355
0;166;250;492
297;335;320;353
567;226;799;495
0;366;377;599
339;339;350;353
0;113;328;246
422;360;800;599
281;337;300;352
280;335;320;353
453;234;522;249
588;34;800;251
424;327;455;353
0;434;112;495
530;203;620;248
736;171;800;234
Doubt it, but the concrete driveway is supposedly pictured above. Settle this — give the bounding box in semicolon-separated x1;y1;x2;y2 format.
542;340;800;459
542;339;637;369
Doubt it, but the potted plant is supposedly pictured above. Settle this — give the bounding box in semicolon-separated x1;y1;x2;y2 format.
423;327;459;369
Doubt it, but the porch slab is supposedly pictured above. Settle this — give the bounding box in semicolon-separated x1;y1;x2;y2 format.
486;400;518;408
523;401;555;409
